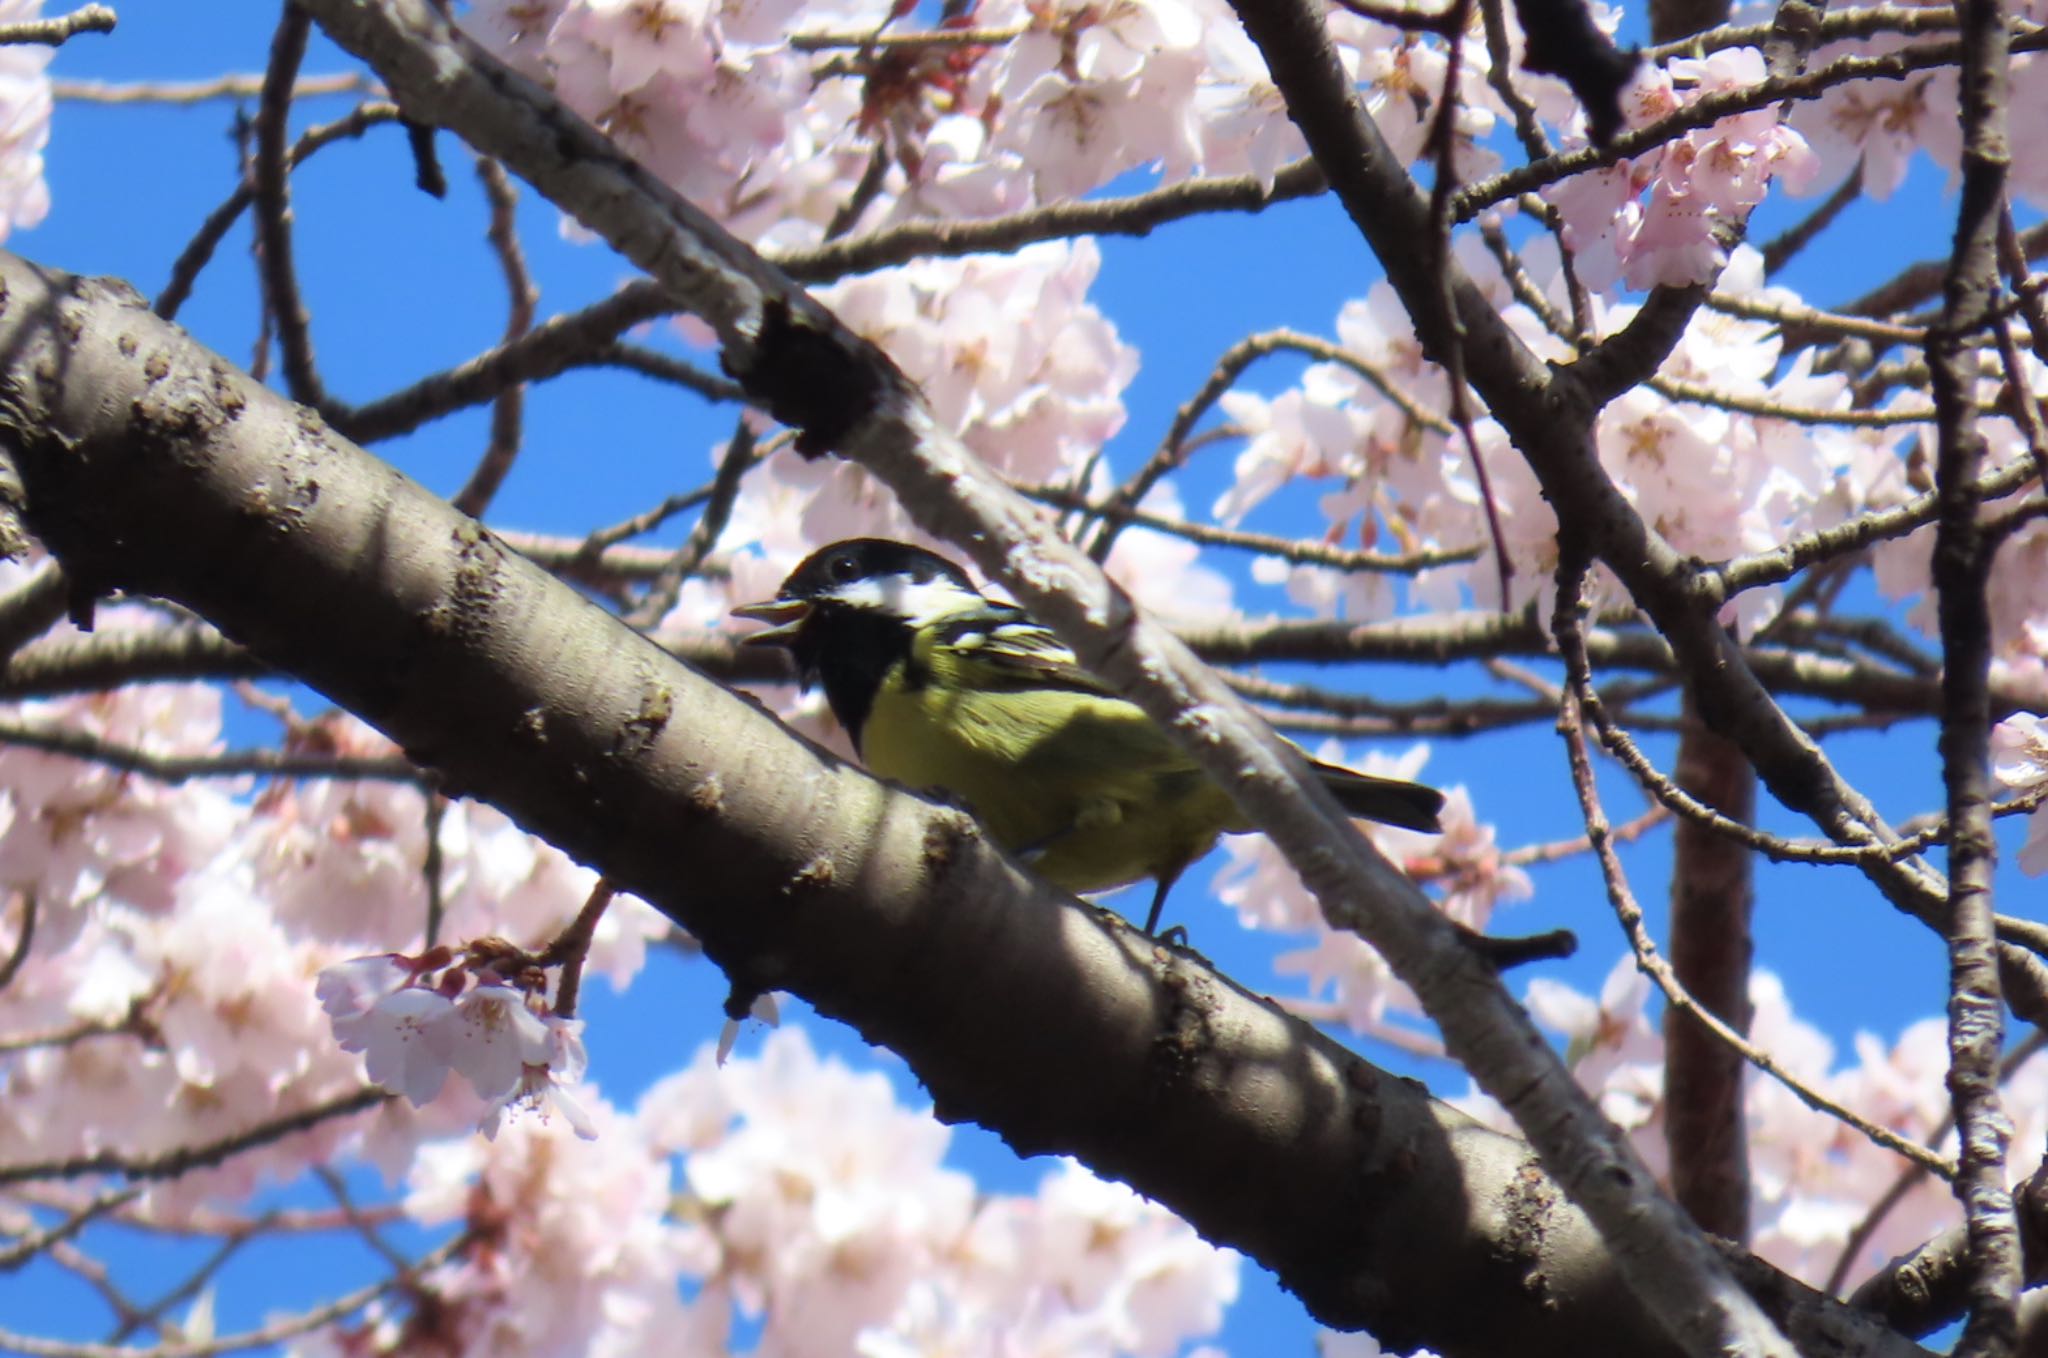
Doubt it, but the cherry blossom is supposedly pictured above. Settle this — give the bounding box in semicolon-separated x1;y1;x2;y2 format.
1211;745;1528;1041
1788;32;1961;201
638;1029;1239;1357
1993;713;2048;874
1547;49;1816;290
319;950;599;1140
0;0;50;241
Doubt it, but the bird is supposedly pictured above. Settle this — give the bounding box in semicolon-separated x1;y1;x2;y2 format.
732;537;1445;935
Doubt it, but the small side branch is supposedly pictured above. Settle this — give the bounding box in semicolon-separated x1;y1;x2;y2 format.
0;4;115;47
251;4;331;412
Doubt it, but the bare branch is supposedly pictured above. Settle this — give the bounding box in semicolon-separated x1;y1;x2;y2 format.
1557;566;1952;1180
451;156;539;517
157;101;405;321
55;72;377;103
0;1229;475;1358
1928;0;2024;1342
0;4;114;47
0;1090;388;1186
250;5;332;414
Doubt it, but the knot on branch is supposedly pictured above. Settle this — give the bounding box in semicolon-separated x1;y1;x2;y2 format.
735;297;901;457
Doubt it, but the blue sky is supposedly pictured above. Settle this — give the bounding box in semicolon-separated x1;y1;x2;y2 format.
0;2;2015;1355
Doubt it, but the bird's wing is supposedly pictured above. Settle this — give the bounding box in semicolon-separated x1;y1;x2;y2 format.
927;608;1123;698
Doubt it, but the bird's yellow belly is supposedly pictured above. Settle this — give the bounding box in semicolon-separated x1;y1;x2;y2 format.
860;680;1230;895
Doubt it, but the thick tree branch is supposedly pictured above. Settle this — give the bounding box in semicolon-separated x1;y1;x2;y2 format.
1930;0;2022;1345
1665;698;1757;1241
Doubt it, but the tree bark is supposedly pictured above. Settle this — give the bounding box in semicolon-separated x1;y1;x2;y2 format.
1665;700;1756;1241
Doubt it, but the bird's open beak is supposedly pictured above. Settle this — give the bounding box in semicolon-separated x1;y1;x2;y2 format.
731;597;809;646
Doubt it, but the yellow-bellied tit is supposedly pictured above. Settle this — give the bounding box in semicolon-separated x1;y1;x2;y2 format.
733;538;1445;936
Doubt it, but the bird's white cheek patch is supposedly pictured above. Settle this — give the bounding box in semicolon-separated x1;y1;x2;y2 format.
833;574;988;624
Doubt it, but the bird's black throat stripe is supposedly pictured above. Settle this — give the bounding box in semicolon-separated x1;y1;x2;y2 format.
790;602;921;755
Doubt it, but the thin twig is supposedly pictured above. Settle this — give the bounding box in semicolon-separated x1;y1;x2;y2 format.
0;1007;148;1055
772;158;1329;283
1479;0;1591;337
1837;221;2048;326
1498;805;1673;867
1710;455;2039;598
1642;2;1963;61
627;421;758;630
250;5;331;412
788;21;1027;49
1997;207;2048;371
1089;331;1330;561
157;101;404;321
1553;557;1956;1180
1760;160;1865;275
451;157;538;518
538;880;617;1019
0;890;31;992
1453;27;2048;221
55;72;377;104
112;1230;256;1345
0;1186;143;1271
1422;0;1513;607
0;719;419;784
1053;487;1483;573
0;1089;389;1186
313;1165;410;1273
0;1229;475;1358
1708;282;1923;345
338;282;709;444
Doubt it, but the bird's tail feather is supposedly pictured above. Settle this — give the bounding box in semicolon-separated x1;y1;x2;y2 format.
1314;764;1446;833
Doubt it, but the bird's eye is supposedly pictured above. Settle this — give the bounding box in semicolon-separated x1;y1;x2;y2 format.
828;553;859;583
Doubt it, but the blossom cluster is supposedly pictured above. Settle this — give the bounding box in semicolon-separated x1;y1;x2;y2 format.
659;238;1233;660
1789;0;2048;208
1547;48;1818;291
1215;241;1889;627
0;597;667;1216
465;0;1499;244
1212;742;1530;1041
1456;958;2048;1293
318;948;596;1140
288;1028;1238;1358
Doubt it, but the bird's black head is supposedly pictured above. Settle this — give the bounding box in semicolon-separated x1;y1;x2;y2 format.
772;538;977;605
731;538;985;747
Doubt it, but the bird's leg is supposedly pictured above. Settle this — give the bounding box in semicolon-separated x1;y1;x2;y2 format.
1143;880;1172;936
1142;859;1188;937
